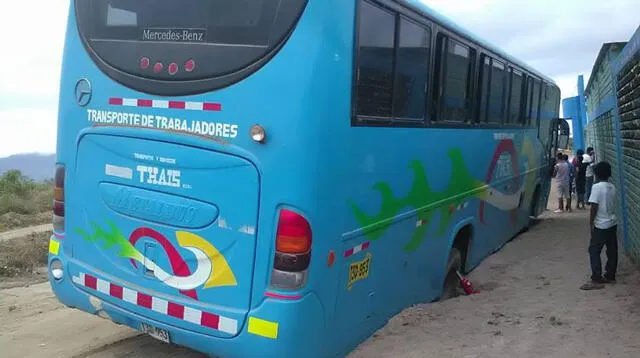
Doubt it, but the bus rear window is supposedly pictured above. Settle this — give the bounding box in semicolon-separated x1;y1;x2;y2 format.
95;0;276;46
75;0;308;95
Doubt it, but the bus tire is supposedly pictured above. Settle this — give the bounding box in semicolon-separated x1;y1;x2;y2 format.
529;185;541;225
440;248;462;300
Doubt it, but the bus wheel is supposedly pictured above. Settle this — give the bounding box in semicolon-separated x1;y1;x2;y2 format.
440;248;462;300
529;186;541;224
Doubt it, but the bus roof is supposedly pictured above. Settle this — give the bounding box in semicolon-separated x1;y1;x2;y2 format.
400;0;558;86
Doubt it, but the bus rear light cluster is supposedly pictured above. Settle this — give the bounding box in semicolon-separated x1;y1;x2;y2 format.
52;165;65;233
270;209;312;290
140;57;197;75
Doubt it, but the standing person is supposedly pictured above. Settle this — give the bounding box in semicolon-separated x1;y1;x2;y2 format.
575;150;587;209
584;147;595;205
580;161;618;290
565;154;575;212
552;152;570;213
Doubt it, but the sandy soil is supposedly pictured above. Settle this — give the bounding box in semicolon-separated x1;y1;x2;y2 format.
350;211;640;358
1;198;639;357
0;223;52;242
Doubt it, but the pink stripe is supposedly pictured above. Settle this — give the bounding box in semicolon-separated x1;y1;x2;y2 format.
169;101;186;109
167;302;185;319
138;99;153;107
74;273;237;333
110;284;123;299
53;232;65;239
361;241;370;250
108;97;221;111
344;248;354;257
265;292;302;300
201;312;220;329
85;274;97;290
203;102;222;111
137;292;152;308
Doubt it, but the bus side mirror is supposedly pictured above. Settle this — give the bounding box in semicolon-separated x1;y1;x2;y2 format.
555;118;571;150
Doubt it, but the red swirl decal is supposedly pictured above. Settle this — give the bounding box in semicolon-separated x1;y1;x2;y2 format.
129;227;198;300
479;140;520;225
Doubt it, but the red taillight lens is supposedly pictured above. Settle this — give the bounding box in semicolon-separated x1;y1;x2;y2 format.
53;200;65;217
271;209;312;290
52;165;65;232
275;209;312;254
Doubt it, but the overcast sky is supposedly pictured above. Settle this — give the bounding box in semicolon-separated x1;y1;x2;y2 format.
0;0;637;157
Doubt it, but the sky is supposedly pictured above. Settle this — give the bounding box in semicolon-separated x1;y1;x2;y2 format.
0;0;637;157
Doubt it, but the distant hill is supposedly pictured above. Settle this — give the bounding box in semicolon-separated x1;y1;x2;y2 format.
0;153;56;182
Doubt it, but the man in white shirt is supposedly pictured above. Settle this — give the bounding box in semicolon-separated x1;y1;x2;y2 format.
580;161;617;291
583;147;595;205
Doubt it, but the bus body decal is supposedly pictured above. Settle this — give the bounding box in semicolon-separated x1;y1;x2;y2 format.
350;138;538;252
49;239;61;255
72;272;239;335
349;148;486;252
76;222;237;300
247;317;280;340
109;97;223;112
343;241;371;258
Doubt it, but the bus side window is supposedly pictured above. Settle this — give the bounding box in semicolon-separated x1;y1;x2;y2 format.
477;54;491;124
393;17;431;122
489;59;507;126
524;75;533;127
439;37;474;123
355;0;396;119
529;78;541;129
507;68;523;126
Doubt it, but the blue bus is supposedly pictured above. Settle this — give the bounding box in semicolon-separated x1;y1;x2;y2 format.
49;0;561;357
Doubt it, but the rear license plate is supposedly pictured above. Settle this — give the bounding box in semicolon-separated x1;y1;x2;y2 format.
140;322;171;344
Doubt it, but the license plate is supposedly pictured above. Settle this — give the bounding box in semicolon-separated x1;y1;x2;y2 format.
140;322;171;344
347;253;371;290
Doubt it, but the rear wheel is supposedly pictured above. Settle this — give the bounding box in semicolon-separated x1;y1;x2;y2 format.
529;186;541;225
440;248;462;300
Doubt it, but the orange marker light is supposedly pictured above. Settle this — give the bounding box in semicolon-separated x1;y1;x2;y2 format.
327;251;335;267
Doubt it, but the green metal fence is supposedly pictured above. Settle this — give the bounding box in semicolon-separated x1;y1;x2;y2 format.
584;112;625;247
616;50;640;263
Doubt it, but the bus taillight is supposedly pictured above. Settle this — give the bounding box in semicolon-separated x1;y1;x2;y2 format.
270;209;312;289
53;165;65;233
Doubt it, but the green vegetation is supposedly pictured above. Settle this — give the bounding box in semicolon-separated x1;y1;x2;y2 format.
0;170;52;232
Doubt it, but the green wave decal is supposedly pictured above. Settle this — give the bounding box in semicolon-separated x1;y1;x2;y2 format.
349;148;486;252
77;221;144;262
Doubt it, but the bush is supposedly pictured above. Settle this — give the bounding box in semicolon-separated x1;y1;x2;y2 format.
0;170;52;230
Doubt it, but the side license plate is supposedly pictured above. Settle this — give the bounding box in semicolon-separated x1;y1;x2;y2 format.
348;252;371;290
140;322;171;344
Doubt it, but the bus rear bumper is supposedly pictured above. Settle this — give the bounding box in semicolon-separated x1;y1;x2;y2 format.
48;251;327;358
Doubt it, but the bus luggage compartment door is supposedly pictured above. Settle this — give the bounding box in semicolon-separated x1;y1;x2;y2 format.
68;134;259;337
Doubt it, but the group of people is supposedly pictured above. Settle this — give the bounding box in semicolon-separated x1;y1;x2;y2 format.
553;147;618;291
552;147;596;213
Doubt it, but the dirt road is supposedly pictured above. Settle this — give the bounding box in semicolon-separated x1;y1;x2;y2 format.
1;210;639;357
0;223;52;242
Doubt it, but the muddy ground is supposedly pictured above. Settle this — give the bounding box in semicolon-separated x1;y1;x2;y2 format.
1;199;639;357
